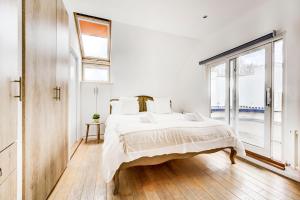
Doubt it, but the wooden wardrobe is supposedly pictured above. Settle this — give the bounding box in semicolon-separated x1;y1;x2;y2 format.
23;0;70;199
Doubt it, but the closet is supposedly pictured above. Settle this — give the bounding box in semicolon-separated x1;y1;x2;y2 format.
0;0;69;198
22;0;70;199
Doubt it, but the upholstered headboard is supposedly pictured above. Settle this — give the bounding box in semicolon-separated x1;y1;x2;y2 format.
110;95;154;114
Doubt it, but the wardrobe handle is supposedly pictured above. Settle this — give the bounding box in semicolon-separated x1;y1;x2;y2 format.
53;87;61;101
53;87;58;100
57;87;61;101
53;87;57;100
0;168;2;177
12;77;22;102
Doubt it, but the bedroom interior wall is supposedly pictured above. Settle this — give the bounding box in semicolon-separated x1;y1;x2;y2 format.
68;12;83;140
175;0;300;166
79;21;201;136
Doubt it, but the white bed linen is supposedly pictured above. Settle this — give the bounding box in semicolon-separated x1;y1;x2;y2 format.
102;112;245;182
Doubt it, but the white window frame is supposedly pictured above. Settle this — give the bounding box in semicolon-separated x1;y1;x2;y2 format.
74;12;112;66
81;63;111;83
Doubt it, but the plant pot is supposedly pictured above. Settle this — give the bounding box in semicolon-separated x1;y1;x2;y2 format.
93;118;100;123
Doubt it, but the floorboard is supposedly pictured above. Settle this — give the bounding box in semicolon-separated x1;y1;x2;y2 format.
48;141;300;200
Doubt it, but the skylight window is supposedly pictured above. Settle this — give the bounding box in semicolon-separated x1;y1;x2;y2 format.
75;13;111;82
81;35;108;58
75;13;111;65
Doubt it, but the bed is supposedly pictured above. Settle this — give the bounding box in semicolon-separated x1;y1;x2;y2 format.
103;95;245;195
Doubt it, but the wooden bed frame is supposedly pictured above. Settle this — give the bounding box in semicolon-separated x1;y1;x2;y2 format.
109;95;237;195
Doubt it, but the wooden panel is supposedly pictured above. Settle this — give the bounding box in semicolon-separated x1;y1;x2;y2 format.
0;0;19;198
55;0;69;176
0;170;17;200
0;143;17;185
23;0;69;199
246;150;286;170
0;0;19;152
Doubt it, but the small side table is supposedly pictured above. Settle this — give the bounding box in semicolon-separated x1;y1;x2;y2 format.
85;122;100;143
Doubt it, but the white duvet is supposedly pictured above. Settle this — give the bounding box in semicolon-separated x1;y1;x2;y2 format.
102;112;245;182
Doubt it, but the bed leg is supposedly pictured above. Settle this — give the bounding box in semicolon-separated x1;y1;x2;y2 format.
230;147;237;164
113;169;120;195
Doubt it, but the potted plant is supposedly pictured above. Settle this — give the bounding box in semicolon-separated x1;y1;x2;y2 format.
92;113;100;123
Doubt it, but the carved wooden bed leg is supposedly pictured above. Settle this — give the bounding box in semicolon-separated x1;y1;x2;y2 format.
113;169;120;195
230;147;237;164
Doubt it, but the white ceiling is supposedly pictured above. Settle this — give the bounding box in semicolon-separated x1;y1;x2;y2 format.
65;0;269;40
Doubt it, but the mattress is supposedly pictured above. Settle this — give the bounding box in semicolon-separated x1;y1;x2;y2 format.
102;112;245;182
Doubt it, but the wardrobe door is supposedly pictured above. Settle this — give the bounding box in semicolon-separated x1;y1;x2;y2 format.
0;0;19;153
0;0;19;198
55;0;69;171
23;0;59;199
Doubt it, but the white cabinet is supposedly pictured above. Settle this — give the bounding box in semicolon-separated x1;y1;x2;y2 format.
80;82;112;138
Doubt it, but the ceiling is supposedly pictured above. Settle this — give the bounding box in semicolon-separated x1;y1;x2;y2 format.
65;0;269;40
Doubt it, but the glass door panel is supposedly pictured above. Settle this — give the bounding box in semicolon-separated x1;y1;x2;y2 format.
210;63;226;121
238;48;266;148
232;44;272;156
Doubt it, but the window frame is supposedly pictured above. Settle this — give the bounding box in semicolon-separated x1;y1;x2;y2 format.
81;64;111;83
74;12;112;66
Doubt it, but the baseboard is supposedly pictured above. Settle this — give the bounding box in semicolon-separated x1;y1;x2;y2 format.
70;138;83;160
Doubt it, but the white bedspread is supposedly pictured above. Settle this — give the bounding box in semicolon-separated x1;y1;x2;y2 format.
102;113;245;182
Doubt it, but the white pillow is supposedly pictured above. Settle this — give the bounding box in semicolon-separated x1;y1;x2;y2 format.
111;101;122;114
146;100;154;112
153;97;171;114
120;99;139;115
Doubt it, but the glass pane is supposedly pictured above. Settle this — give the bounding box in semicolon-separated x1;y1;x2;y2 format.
210;63;226;121
238;49;265;148
272;40;283;161
83;66;109;82
82;35;108;58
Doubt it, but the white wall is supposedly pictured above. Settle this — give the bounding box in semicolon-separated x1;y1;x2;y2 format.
110;22;199;99
67;12;83;146
176;0;300;166
80;21;201;136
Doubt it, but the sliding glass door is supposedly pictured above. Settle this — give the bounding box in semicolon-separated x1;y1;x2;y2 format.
210;40;284;159
231;44;272;156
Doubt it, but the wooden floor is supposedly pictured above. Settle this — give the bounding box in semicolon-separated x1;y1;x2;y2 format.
48;140;300;200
